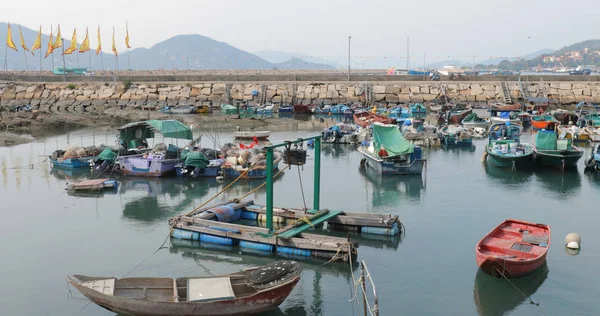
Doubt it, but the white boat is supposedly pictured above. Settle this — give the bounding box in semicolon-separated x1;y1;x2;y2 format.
256;104;275;114
584;126;600;142
322;123;368;144
233;130;271;140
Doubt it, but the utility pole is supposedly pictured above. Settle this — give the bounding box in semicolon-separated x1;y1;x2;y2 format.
348;36;351;81
406;37;410;74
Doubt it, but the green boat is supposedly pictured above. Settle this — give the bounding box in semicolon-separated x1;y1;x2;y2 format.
485;139;534;170
220;103;238;114
532;129;583;170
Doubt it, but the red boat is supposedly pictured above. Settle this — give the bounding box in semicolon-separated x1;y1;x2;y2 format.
293;104;315;114
491;103;522;111
475;219;550;279
353;111;396;128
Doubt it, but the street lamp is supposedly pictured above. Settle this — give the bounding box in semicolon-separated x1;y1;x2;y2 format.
348;36;351;81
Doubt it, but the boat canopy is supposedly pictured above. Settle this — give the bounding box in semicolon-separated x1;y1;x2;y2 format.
118;120;193;141
535;130;558;150
96;148;117;162
372;123;414;156
182;151;210;169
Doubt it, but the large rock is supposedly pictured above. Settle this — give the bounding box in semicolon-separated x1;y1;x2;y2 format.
386;86;400;94
572;89;583;95
167;91;179;99
409;94;423;102
147;93;159;100
373;86;386;94
420;85;430;94
374;93;386;101
573;83;586;89
559;83;572;90
201;87;211;95
326;90;339;98
481;84;495;91
398;94;411;102
385;94;399;103
470;85;483;95
157;87;171;92
422;94;437;101
328;84;336;91
15;86;27;93
410;86;420;93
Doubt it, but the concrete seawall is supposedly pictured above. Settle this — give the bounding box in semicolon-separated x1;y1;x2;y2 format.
1;81;600;108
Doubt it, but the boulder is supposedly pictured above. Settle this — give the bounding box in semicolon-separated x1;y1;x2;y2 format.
385;94;399;103
201;87;211;95
410;86;420;93
386;86;400;94
326;90;339;98
470;84;483;95
420;86;430;94
559;83;572;90
373;86;386;94
374;93;386;101
15;86;27;93
398;94;411;102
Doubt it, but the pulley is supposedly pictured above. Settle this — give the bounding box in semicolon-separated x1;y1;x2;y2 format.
283;140;307;166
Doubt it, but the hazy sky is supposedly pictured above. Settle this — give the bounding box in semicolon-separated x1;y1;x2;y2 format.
2;0;598;62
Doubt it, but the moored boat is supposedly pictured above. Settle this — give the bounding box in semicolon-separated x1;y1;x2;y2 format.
50;147;98;170
584;125;600;142
531;114;559;130
490;110;521;125
233;130;271;140
220;104;238;114
532;129;583;170
322;123;368;144
277;105;293;113
488;123;523;142
410;103;427;118
485;139;534;170
462;113;491;129
358;123;425;175
222;157;282;179
475;219;550;278
439;125;473;147
353;111;396;129
67;260;301;316
293;104;315;114
557;124;590;142
445;104;473;124
175;149;224;178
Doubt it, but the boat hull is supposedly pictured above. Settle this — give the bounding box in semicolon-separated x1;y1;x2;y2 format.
50;157;94;170
447;109;472;124
353;112;396;129
486;148;533;169
117;156;179;177
358;148;424;175
476;255;547;279
233;131;270;140
175;166;222;178
293;104;314;114
534;149;583;169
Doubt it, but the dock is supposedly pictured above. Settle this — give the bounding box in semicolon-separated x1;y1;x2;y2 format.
66;178;119;191
169;135;404;263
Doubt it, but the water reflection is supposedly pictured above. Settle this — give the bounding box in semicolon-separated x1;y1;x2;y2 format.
360;167;424;206
442;145;477;153
534;169;582;197
473;263;548;316
50;168;92;180
321;143;355;158
483;160;533;189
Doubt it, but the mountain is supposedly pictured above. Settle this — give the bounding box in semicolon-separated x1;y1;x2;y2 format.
495;40;600;70
273;57;336;70
255;50;340;67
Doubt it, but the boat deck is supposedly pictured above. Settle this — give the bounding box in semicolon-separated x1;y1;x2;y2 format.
479;223;549;260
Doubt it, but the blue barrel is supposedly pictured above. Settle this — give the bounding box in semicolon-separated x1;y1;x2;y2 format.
361;222;400;236
172;229;200;240
241;211;258;220
199;233;236;245
240;240;274;252
276;246;311;257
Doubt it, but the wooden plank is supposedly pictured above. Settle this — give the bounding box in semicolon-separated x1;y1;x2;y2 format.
187;199;255;217
180;217;269;234
277;210;344;239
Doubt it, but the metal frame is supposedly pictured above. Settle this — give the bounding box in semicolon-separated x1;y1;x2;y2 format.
264;136;322;232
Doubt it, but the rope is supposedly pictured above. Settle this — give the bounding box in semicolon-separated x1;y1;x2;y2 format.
297;165;308;211
122;233;171;278
2;157;48;170
493;266;547;316
237;164;287;201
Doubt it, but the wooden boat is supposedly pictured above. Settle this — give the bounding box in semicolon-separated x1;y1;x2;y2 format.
358;123;424;175
353;111;396;129
410;103;427;118
584;125;600;142
194;104;212;114
222;157;282;179
445;105;473;124
531;114;559;130
490;110;521;125
584;145;600;169
50;155;94;170
475;219;550;278
68;260;301;316
491;103;521;111
322;123;368;144
488;123;523;142
532;129;583;169
293;104;315;114
175;150;224;178
485;139;534;169
461;113;491;129
557;125;590;142
439;125;473;147
221;104;238;114
256;104;275;115
66;178;119;191
160;105;195;114
578;112;600;127
233;130;271;140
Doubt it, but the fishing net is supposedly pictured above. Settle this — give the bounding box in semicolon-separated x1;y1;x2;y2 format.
245;260;302;289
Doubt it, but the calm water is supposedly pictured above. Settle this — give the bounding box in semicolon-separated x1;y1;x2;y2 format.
1;119;599;316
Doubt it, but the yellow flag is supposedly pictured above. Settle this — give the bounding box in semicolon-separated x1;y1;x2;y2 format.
63;28;77;55
18;25;29;52
79;28;90;53
6;23;18;51
53;25;62;49
125;22;131;49
31;26;42;55
44;26;54;58
112;27;118;56
96;25;102;55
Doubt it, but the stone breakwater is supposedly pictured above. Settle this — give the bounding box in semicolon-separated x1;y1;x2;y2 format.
1;81;600;109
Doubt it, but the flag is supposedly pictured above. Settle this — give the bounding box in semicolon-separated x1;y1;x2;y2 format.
125;22;131;48
239;137;259;150
31;26;42;55
79;28;90;53
44;26;54;58
53;25;62;49
18;25;29;52
386;67;395;75
112;27;118;56
6;23;18;51
95;25;102;55
63;28;77;55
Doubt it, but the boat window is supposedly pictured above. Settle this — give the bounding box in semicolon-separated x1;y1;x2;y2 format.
135;129;143;139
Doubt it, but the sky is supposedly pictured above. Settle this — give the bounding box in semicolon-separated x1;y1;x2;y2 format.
1;0;598;64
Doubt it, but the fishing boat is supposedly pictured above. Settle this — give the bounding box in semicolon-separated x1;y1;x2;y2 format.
358;123;425;175
256;104;275;115
176;149;224;178
49;152;94;170
490;110;521;125
516;111;532;125
444;103;472;124
439;125;473;147
194;104;212;114
557;124;590;142
293;104;315;114
322;123;368;144
67;260;301;316
91;148;118;172
160;105;195;115
313;104;332;114
491;103;521;112
277;105;293;113
410;103;427;118
584;144;600;170
531;114;559;130
353;111;396;129
222;157;282;179
330;104;351;115
488;123;523;141
462;113;491;129
220;104;238;114
115;120;193;177
532;129;583;170
475;219;550;278
584;125;600;142
233;130;271;140
485;139;534;170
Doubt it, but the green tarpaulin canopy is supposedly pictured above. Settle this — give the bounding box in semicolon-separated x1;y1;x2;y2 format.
118;120;193;142
183;151;209;169
96;148;117;162
372;123;414;157
535;130;557;150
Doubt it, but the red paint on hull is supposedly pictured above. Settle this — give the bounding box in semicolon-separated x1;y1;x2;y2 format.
353;111;396;128
475;219;550;278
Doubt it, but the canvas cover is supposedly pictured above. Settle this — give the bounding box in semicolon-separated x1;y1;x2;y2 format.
118;120;193;141
96;148;117;162
372;123;414;157
535;130;557;150
183;151;210;169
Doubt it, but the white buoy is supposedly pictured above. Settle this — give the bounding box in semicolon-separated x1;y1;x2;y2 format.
565;233;581;249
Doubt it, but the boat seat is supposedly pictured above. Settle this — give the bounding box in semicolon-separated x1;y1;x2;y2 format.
522;234;549;246
187;277;235;302
81;278;115;295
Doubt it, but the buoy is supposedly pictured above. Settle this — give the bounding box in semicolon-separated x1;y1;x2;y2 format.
565;233;581;249
565;245;581;256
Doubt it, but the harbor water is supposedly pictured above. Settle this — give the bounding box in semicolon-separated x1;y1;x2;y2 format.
1;117;599;315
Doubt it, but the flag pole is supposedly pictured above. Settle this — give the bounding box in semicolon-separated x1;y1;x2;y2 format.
76;50;80;68
100;52;104;71
61;36;66;82
3;43;7;72
127;48;130;70
23;49;28;70
88;50;91;69
39;48;42;74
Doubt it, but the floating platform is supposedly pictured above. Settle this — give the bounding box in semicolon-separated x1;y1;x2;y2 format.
169;199;403;263
66;178;119;191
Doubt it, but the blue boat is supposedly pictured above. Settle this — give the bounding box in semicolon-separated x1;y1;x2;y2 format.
278;105;293;113
410;103;427;118
488;122;523;142
175;149;224;178
439;125;473;147
358;123;425;175
584;144;600;170
313;105;332;114
49;155;94;170
222;158;282;179
388;106;410;120
330;104;350;115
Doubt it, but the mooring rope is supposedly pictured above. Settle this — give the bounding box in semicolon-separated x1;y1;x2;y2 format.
2;157;48;170
237;164;287;201
493;266;547;316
